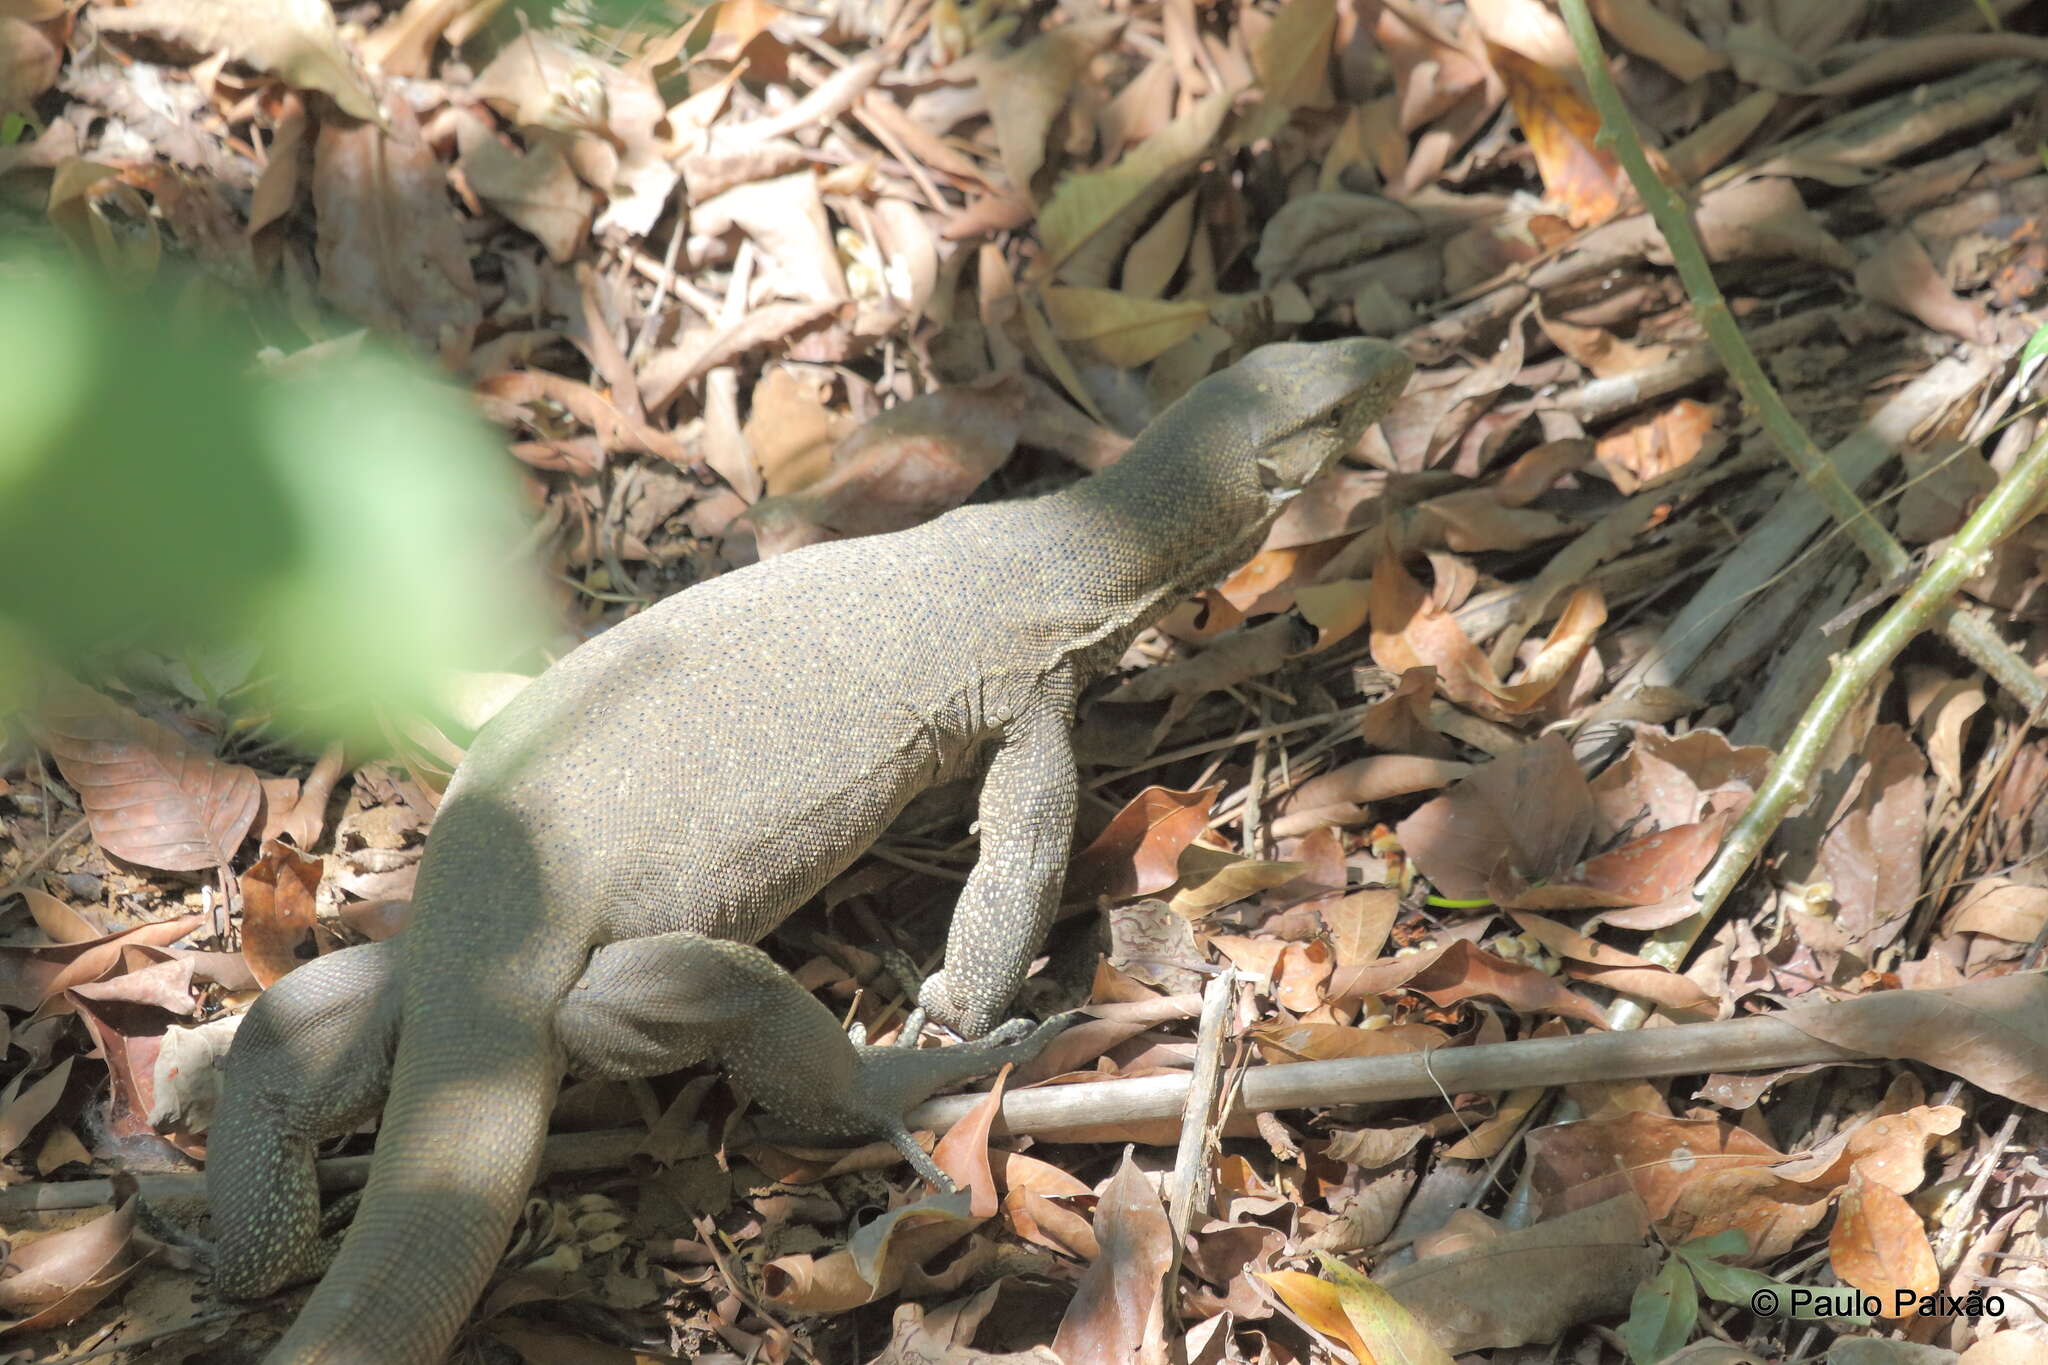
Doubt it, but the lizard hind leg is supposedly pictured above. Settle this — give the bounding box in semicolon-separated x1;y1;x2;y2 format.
556;934;1071;1189
206;938;403;1299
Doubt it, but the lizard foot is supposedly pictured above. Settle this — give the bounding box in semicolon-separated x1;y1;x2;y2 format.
835;1011;1078;1187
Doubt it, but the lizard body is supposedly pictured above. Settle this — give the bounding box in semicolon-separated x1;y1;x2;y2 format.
207;337;1413;1363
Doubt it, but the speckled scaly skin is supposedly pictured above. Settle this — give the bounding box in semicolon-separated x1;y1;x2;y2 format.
205;337;1414;1363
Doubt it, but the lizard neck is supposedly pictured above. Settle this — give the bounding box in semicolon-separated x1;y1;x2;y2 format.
1028;402;1288;664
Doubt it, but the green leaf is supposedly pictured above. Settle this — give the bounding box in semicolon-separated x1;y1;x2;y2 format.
0;256;549;744
2018;320;2048;381
1617;1256;1697;1364
1671;1230;1750;1264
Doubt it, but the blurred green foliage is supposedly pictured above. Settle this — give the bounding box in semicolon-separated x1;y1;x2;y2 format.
0;255;550;746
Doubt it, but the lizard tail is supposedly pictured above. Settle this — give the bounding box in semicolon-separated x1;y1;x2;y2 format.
264;1008;564;1365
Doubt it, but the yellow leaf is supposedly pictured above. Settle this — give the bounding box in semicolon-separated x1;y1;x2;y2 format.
1015;298;1108;426
1256;0;1336;110
1168;845;1306;917
1258;1270;1376;1362
1317;1252;1459;1365
1036;87;1232;286
1042;287;1209;367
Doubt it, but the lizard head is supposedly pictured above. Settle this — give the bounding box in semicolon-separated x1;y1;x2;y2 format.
1223;337;1413;498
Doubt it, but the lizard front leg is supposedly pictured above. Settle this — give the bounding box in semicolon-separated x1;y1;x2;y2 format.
207;939;403;1298
917;695;1079;1040
556;933;1064;1189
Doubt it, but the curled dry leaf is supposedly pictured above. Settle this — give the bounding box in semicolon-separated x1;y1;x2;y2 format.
28;682;260;874
1328;938;1611;1028
94;0;376;120
1483;41;1629;230
930;1068;1010;1219
1778;973;2048;1112
0;914;208;1013
0;1192;143;1329
0;1056;73;1163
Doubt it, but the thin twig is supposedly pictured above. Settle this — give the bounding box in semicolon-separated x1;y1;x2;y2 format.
1556;0;2044;718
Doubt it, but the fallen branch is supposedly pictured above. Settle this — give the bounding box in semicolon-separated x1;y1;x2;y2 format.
15;976;2038;1218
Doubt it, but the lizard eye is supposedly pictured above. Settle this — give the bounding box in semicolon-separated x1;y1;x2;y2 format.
1319;409;1348;431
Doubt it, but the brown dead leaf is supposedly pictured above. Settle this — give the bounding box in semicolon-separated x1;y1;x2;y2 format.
95;0;375;120
454;112;594;265
0;915;207;1013
1250;0;1337;125
1774;1105;1962;1194
1369;540;1496;711
1790;725;1928;962
1589;0;1726;81
694;172;848;306
1528;1112;1785;1223
0;1192;144;1330
1066;785;1222;903
0;14;61;110
313;99;480;358
1831;1169;1939;1313
1167;847;1308;919
1052;1152;1174;1365
28;682;260;873
1396;733;1592;903
1319;888;1400;966
0;1057;73;1163
15;888;104;945
932;1068;1010;1220
1779;973;2048;1111
1278;754;1472;818
1855;230;1992;344
1595;399;1719;493
238;839;322;988
1946;879;2048;945
1378;1194;1658;1352
979;18;1123;198
641;308;843;421
1330;938;1611;1028
472;34;677;237
1250;1020;1448;1063
1399;732;1730;913
1410;489;1575;554
746;377;1027;556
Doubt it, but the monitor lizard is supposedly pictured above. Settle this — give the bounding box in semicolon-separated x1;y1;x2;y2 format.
204;335;1415;1363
